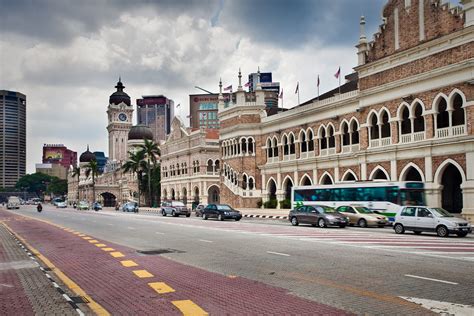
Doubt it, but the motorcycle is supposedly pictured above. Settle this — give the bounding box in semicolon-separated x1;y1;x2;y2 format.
37;204;43;213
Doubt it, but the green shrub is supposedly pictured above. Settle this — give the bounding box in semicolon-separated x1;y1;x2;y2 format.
263;198;278;209
279;199;291;209
256;199;263;208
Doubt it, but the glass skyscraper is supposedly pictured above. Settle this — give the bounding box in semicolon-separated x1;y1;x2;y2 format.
0;90;26;188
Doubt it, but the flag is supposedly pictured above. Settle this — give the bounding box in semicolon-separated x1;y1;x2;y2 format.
244;82;250;87
279;89;283;99
295;82;299;94
334;67;341;79
224;85;232;91
317;75;320;87
176;103;180;108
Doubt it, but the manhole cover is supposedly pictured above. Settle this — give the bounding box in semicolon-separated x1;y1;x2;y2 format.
137;249;184;255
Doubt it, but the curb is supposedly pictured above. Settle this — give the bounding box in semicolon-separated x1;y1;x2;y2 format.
243;214;288;220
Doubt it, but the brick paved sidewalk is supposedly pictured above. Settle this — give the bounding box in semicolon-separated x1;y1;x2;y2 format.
0;221;90;315
1;209;356;315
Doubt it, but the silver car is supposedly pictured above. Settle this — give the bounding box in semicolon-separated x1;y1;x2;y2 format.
394;206;472;237
161;201;191;217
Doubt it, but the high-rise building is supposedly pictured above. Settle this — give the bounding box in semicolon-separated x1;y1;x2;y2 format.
248;72;280;110
0;90;26;188
136;95;174;143
42;144;77;168
189;94;223;130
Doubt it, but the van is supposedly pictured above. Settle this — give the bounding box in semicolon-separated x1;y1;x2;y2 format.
7;196;20;209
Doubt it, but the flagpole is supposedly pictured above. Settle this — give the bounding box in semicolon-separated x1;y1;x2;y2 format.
338;68;341;95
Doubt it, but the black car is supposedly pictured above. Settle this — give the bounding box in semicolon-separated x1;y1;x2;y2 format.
289;205;348;228
201;204;242;221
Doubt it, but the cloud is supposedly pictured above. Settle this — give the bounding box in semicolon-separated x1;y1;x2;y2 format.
0;0;387;174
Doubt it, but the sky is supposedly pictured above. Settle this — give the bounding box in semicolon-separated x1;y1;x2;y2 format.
0;0;396;173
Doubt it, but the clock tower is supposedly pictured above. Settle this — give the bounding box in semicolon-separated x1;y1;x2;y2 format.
106;78;133;162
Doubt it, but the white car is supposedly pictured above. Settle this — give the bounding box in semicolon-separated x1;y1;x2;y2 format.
56;201;67;208
393;206;471;237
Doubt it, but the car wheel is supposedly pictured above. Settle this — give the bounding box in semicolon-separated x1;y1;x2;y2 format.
235;218;240;221
202;213;208;220
218;214;224;221
291;217;299;226
186;213;190;217
358;218;367;228
414;231;422;235
162;210;166;216
339;224;346;228
394;223;405;234
436;225;449;237
456;232;468;237
318;218;326;228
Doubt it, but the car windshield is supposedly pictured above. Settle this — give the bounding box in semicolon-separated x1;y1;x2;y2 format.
216;205;233;211
320;206;336;213
355;207;373;214
172;201;185;207
430;208;454;217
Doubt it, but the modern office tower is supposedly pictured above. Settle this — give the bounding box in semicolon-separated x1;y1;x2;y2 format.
189;94;221;130
136;95;174;143
0;90;26;188
248;72;280;110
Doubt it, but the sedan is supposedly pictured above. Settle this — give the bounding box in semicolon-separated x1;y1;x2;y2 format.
194;204;206;217
77;201;90;210
201;204;242;221
161;201;191;217
56;201;67;208
289;205;348;228
92;202;102;211
122;202;139;213
336;205;388;228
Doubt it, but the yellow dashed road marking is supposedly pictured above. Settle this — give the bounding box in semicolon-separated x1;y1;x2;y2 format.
82;237;92;240
121;260;138;267
73;232;81;235
133;270;153;278
89;240;99;243
102;248;115;252
110;251;125;258
78;234;86;237
95;244;106;247
172;300;208;316
148;282;175;294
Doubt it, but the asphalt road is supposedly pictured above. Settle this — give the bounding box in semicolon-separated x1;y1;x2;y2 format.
7;205;474;315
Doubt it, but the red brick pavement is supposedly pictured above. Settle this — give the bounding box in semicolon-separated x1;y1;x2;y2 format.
1;210;352;315
0;241;36;315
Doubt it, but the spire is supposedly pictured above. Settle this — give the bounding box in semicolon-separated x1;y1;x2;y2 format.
219;78;223;95
87;144;90;151
359;16;367;42
256;66;262;90
115;78;125;92
238;68;243;91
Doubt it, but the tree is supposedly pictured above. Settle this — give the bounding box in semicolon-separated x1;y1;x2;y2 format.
85;160;99;203
122;150;146;206
47;178;68;196
15;173;54;197
138;139;160;207
71;166;80;202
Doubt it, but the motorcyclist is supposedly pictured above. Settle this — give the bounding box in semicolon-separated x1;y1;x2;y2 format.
37;203;43;212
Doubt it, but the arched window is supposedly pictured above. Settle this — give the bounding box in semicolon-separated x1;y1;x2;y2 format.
372;169;389;180
207;160;213;173
413;104;424;132
242;174;247;190
342;122;350;146
214;160;220;173
241;138;247;154
289;134;295;154
308;130;314;151
452;94;465;126
176;163;180;175
248;177;255;190
401;106;411;134
328;126;335;148
437;98;449;128
283;135;289;155
300;131;307;152
320;128;327;150
350;120;359;144
272;138;279;158
267;138;272;158
248;138;254;154
370;114;379;139
381;111;390;138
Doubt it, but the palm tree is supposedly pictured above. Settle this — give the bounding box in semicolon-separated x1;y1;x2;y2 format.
85;160;99;203
122;150;146;206
138;139;160;207
71;166;80;202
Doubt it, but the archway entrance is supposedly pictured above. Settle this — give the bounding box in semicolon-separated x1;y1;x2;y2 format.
100;192;116;207
441;164;463;213
405;167;422;181
208;186;220;204
267;179;277;200
283;179;293;200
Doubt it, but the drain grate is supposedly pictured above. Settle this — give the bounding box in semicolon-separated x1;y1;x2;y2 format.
137;249;184;255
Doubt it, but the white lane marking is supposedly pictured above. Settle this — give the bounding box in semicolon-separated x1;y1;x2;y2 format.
127;227;135;230
266;251;290;257
400;297;474;315
107;223;114;226
368;245;474;249
155;232;165;235
405;274;458;285
198;239;213;243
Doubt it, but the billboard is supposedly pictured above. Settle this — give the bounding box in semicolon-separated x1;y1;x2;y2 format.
44;150;63;161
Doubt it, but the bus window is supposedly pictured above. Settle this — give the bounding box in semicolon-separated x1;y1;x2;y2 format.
401;190;425;206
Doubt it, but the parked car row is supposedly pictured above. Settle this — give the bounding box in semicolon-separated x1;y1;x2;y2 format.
160;202;242;221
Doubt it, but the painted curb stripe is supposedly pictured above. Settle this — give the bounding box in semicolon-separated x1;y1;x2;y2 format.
172;300;208;316
110;252;125;258
133;270;153;278
148;282;175;294
120;260;138;267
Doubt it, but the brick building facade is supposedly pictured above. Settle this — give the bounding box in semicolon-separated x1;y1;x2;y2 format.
161;0;474;221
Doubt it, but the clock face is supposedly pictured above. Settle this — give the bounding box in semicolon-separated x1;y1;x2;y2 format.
118;113;127;121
